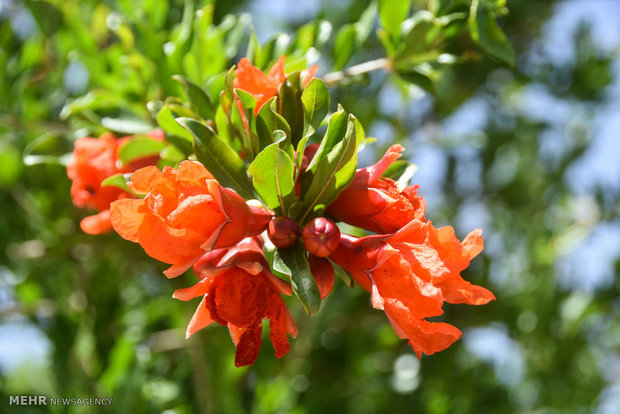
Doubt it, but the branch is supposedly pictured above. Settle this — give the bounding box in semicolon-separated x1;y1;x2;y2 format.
322;58;392;86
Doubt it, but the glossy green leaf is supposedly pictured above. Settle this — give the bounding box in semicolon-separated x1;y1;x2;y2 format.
469;0;516;66
248;141;295;215
295;135;311;177
356;2;378;44
234;88;257;113
273;243;321;315
333;24;357;71
278;73;304;145
301;78;330;134
330;260;355;288
305;106;348;174
378;0;411;40
298;114;362;223
101;117;153;134
177;117;254;200
172;75;215;119
257;97;292;150
155;105;194;156
101;173;133;195
396;65;437;92
382;158;418;189
118;136;166;165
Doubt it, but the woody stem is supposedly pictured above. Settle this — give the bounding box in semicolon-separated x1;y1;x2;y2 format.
322;58;392;86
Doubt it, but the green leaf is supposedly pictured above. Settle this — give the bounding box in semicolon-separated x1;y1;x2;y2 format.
101;174;134;195
394;11;466;65
248;142;296;215
332;24;357;71
298;114;362;223
246;29;261;63
356;2;378;44
305;106;348;174
382;157;419;189
230;89;259;159
101;117;153;134
257;98;292;150
301;78;330;135
172;75;216;119
273;243;321;315
396;163;418;190
0;144;23;186
295;135;311;177
278;73;305;146
155;105;194;156
396;64;438;92
330;260;355;288
177;117;255;200
379;0;412;40
235;88;257;113
118;136;166;165
469;0;516;66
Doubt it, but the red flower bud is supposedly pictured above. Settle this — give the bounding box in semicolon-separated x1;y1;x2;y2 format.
307;255;335;299
301;217;341;257
267;217;300;248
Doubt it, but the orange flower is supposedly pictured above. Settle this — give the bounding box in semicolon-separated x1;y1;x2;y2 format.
173;237;297;367
67;131;164;234
110;161;272;278
327;144;427;234
330;220;494;357
234;55;318;114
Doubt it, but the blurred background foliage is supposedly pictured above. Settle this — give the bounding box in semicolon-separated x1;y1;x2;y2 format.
1;0;619;413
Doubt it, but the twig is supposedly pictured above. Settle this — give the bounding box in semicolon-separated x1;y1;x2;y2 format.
322;58;392;86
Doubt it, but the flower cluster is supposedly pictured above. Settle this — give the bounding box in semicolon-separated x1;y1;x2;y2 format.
68;56;493;367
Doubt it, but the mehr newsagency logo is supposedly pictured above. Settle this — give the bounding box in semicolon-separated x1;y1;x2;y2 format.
9;395;112;406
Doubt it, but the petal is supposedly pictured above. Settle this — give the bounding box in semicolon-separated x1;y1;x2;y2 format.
384;302;462;357
369;276;385;310
205;181;270;250
388;219;427;245
80;210;112;234
173;277;214;301
129;166;162;194
176;160;213;185
212;268;267;327
308;256;334;299
463;228;484;260
302;64;318;88
110;199;146;242
435;276;495;305
267;295;297;359
137;213;205;265
163;256;201;279
267;55;286;84
166;194;225;237
229;324;263;367
192;249;229;279
185;297;215;338
234;58;267;92
264;272;293;296
365;144;404;183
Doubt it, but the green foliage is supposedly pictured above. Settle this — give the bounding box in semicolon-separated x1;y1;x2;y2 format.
248;139;296;215
468;0;516;65
2;0;618;413
180;117;255;200
273;243;322;315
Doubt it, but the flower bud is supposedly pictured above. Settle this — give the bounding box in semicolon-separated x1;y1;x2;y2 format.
308;255;335;299
301;217;341;257
267;217;299;248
